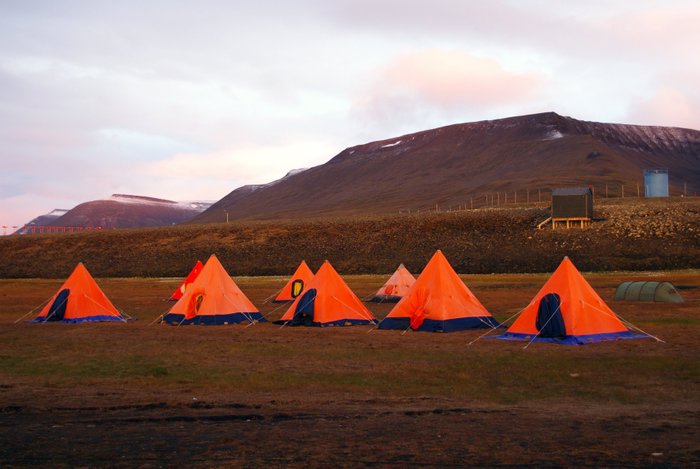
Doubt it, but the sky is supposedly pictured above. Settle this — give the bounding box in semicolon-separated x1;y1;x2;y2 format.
1;0;699;229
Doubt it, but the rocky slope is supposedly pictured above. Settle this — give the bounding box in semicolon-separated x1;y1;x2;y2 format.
192;112;700;223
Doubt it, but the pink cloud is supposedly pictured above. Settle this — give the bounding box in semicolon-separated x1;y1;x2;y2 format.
628;87;700;130
353;49;544;128
612;6;700;58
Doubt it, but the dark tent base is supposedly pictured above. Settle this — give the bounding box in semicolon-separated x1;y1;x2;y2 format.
33;315;125;323
367;295;403;303
273;318;377;327
491;331;649;345
274;318;377;327
378;316;500;332
162;312;266;325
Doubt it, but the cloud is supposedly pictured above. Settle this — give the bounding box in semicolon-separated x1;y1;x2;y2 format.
627;87;700;130
2;1;699;228
136;138;338;199
352;49;544;132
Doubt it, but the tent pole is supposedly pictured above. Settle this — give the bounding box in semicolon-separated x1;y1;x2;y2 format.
582;301;665;343
14;296;53;324
467;305;529;345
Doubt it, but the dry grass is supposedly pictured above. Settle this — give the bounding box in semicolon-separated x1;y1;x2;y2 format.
1;271;698;405
0;271;699;466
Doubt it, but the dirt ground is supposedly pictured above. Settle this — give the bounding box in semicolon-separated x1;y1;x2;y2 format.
0;271;698;468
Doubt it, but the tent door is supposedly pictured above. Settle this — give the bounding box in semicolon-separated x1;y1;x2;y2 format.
48;289;70;321
291;289;317;326
535;293;566;338
291;279;305;299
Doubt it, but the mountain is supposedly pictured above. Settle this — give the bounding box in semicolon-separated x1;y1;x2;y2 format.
197;168;308;223
15;209;70;233
25;208;69;226
50;194;212;229
191;112;700;223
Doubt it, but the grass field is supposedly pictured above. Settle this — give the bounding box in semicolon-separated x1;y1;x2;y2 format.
1;270;698;467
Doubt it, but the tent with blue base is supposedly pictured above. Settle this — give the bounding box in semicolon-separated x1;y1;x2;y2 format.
493;257;650;345
378;250;499;332
162;254;264;326
278;260;376;327
33;262;126;323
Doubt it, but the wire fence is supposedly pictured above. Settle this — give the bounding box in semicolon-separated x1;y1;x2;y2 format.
3;181;697;234
6;225;105;236
398;182;698;214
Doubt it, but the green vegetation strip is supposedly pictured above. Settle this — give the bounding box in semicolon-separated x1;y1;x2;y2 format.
0;342;696;405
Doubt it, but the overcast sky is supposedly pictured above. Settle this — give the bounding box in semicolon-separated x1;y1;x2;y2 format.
1;0;698;229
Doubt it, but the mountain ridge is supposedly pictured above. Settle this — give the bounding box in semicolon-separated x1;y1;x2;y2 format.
191;112;700;223
45;194;212;229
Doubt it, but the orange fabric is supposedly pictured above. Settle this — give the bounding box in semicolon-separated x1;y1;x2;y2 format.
167;254;258;319
280;261;376;323
35;263;122;320
505;257;628;336
274;261;315;302
170;260;204;300
384;250;493;323
374;264;416;298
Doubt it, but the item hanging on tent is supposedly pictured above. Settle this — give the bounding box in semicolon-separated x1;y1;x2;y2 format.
368;264;416;302
274;260;315;303
493;257;650;345
168;260;204;301
378;250;499;332
162;254;264;325
278;260;377;327
33;263;126;323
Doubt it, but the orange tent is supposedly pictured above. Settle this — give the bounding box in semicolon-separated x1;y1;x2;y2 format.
278;260;377;326
495;257;647;345
369;264;416;302
378;250;498;332
274;260;315;303
169;260;204;301
33;263;126;323
162;254;263;325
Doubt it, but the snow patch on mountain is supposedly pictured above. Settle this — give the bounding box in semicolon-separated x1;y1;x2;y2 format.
543;130;564;140
262;168;309;188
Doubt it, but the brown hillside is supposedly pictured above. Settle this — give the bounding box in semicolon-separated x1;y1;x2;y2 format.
0;198;698;278
192;112;700;223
